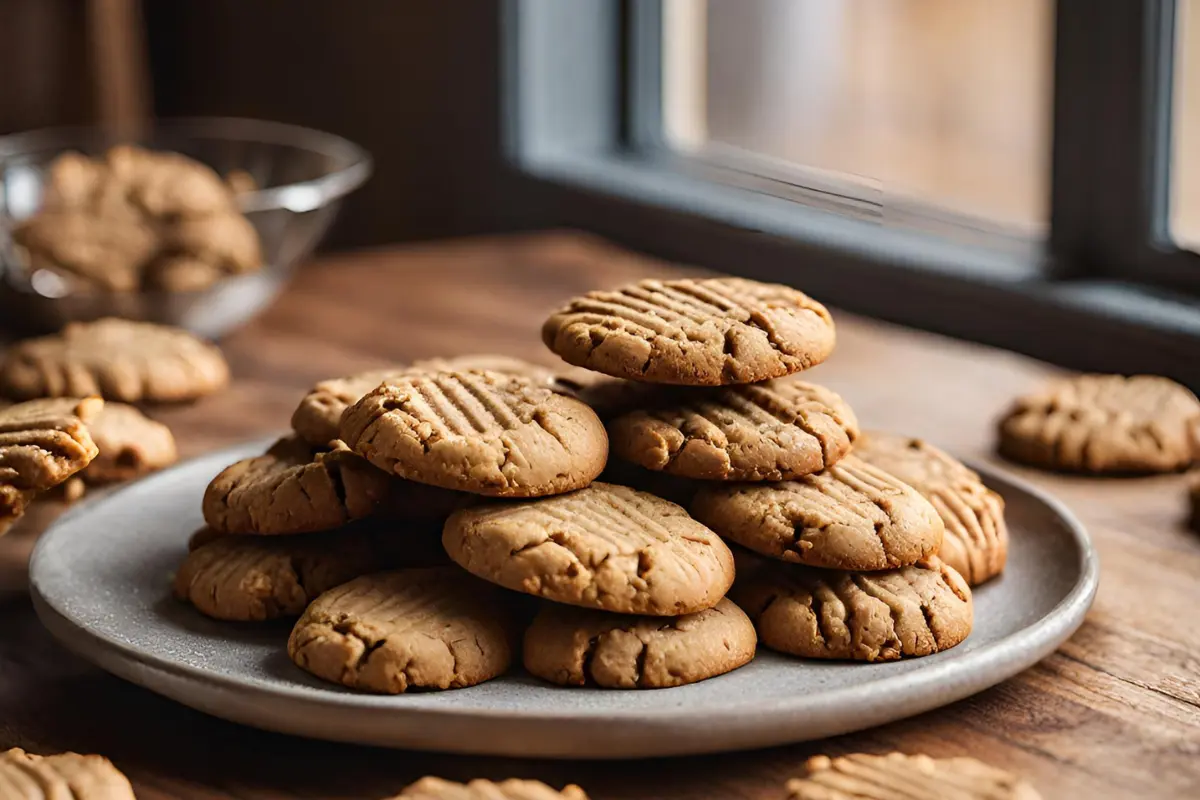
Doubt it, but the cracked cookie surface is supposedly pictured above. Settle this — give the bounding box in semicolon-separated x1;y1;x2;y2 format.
393;777;589;800
524;596;756;688
288;567;516;693
174;528;394;621
1;397;101;534
340;370;608;497
203;436;405;534
0;747;135;800
82;402;177;484
997;374;1200;473
787;752;1042;800
608;379;858;481
443;482;735;615
856;432;1007;585
690;456;943;571
0;318;229;402
541;277;835;385
292;355;572;448
732;555;972;662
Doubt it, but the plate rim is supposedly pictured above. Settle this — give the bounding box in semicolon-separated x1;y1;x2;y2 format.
28;441;1100;756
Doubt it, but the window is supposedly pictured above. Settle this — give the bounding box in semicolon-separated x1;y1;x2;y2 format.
1173;0;1200;249
663;0;1054;237
505;0;1200;387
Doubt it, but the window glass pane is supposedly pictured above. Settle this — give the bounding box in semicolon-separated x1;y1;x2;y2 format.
1173;0;1200;249
662;0;1054;236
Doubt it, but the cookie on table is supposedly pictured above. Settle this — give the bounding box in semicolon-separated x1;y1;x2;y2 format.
82;402;177;484
541;277;835;385
0;318;229;402
608;379;858;481
786;752;1041;800
174;527;397;621
393;777;589;800
443;482;734;615
0;747;136;800
203;437;402;535
288;568;516;694
997;374;1200;473
524;597;756;689
855;432;1007;585
341;370;607;498
0;397;102;534
691;456;944;571
732;556;972;662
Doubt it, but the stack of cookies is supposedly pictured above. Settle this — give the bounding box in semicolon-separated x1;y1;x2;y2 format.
541;277;985;664
177;275;1008;695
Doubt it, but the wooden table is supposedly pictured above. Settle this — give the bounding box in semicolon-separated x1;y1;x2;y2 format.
2;233;1198;799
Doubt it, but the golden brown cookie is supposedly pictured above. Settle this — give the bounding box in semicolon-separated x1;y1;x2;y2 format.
608;379;858;481
82;402;177;484
0;747;135;800
393;777;589;800
0;397;102;534
203;437;405;535
0;318;229;402
786;752;1042;800
13;211;158;291
997;374;1200;473
288;568;516;693
341;370;607;498
732;556;972;662
855;432;1007;585
691;457;944;570
174;528;393;621
542;277;835;385
291;356;566;448
524;597;756;689
443;482;734;615
106;145;237;218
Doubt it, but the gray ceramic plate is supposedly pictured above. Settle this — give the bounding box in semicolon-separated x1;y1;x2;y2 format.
29;441;1098;759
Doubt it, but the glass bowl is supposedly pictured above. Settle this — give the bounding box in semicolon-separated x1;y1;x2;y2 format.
0;118;372;339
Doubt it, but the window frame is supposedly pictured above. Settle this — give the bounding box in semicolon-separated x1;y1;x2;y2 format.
502;0;1200;389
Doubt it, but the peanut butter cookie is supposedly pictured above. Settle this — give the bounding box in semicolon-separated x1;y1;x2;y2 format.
394;778;589;800
203;437;406;535
732;556;972;662
542;277;835;385
444;482;734;615
0;318;229;402
341;370;607;497
524;597;756;688
855;432;1007;585
691;457;944;571
787;752;1041;800
608;379;858;481
82;402;177;484
1;397;101;534
174;528;392;621
0;747;135;800
997;374;1200;473
292;356;569;448
288;567;516;693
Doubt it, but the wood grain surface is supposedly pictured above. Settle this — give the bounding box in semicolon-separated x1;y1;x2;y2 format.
1;232;1198;799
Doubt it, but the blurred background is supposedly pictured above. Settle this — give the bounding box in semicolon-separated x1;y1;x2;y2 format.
6;0;1196;251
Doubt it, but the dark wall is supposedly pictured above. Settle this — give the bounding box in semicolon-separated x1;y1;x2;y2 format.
0;0;91;134
144;0;507;248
